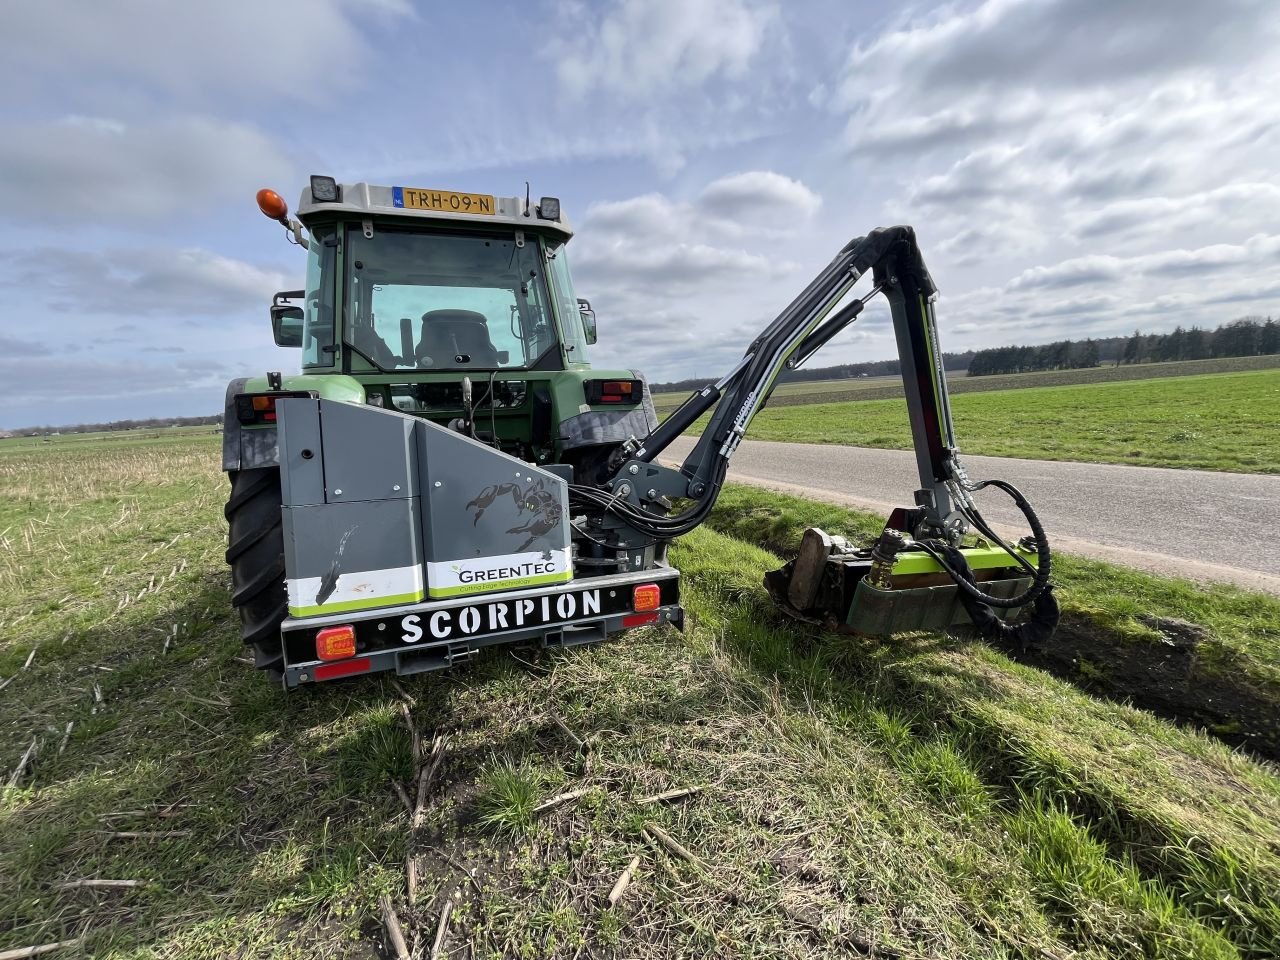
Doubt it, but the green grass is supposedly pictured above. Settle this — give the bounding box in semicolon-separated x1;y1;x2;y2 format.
2;435;1279;958
652;355;1280;412
725;368;1280;472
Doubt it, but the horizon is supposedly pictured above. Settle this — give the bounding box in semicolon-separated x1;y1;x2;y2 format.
3;0;1278;429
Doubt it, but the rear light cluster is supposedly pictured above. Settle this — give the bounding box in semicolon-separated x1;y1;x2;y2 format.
316;625;356;661
233;391;313;425
632;584;660;611
584;379;642;405
624;583;662;628
312;625;371;681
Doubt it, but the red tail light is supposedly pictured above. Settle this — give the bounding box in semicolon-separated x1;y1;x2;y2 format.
233;390;313;425
584;379;641;405
632;583;661;611
316;625;356;661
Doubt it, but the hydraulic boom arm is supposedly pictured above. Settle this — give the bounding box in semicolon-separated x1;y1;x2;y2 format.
569;225;1058;643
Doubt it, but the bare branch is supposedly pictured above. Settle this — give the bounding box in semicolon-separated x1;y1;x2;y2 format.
7;736;38;789
430;889;458;960
642;824;699;865
379;895;411;960
636;785;704;805
413;735;448;829
392;780;414;816
533;787;590;815
398;701;421;769
0;939;82;960
552;715;586;751
100;831;191;840
607;855;641;906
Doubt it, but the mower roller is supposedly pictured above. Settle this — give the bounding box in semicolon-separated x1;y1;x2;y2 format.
224;177;1058;688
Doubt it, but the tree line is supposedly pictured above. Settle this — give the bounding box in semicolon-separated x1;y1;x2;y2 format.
5;414;222;438
968;316;1278;377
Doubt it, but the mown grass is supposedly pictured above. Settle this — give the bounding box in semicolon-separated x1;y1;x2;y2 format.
2;435;1279;958
729;368;1280;472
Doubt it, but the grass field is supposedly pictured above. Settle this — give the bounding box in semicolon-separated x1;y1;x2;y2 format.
663;367;1280;473
651;355;1280;413
3;434;1279;959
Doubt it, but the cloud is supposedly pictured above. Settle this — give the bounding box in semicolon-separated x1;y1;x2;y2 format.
2;0;411;105
575;241;783;289
1071;183;1280;239
0;115;293;223
3;247;287;317
840;0;1277;111
581;170;821;241
0;354;249;426
698;171;821;221
550;0;780;100
0;336;52;357
1008;256;1124;291
573;173;813;299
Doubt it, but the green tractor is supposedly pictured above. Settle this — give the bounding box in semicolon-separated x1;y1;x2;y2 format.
224;177;662;682
225;176;1056;690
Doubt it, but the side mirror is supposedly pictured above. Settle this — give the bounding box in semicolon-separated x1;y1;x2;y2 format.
270;290;305;347
577;298;597;345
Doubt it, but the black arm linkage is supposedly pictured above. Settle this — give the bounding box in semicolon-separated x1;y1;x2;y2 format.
599;226;958;533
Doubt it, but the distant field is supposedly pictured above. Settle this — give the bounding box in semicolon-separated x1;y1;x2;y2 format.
3;433;1279;958
652;355;1280;413
663;367;1280;474
0;424;220;454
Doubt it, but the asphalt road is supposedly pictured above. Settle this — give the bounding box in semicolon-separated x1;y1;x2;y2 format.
661;437;1280;595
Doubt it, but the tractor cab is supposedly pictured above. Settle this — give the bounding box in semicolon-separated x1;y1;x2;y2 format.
229;178;649;474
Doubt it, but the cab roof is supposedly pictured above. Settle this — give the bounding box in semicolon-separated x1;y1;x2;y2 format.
296;181;573;240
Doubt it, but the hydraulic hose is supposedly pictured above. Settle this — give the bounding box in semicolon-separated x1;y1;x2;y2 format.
935;543;1060;649
917;477;1053;609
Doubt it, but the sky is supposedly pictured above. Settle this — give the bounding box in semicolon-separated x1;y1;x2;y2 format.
2;0;1278;428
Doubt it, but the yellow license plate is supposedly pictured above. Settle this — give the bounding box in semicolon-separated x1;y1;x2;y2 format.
393;187;496;215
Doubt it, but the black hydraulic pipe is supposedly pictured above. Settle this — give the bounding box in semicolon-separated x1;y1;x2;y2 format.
635;383;722;462
790;297;868;369
937;544;1060;649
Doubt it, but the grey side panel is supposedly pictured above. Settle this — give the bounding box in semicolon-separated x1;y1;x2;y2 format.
276;398;572;613
277;400;325;506
321;400;418;503
283;499;423;583
415;420;570;564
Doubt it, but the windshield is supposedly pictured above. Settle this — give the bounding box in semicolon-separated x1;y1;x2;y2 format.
344;227;560;371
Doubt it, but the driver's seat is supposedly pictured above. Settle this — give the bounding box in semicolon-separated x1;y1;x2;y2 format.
416;310;499;366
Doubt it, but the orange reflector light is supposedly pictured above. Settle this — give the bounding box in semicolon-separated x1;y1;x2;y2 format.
315;657;372;681
316;625;356;661
623;612;659;628
251;395;275;411
256;187;288;222
632;583;661;612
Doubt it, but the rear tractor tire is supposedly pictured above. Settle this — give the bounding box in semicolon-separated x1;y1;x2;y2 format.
225;468;287;680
